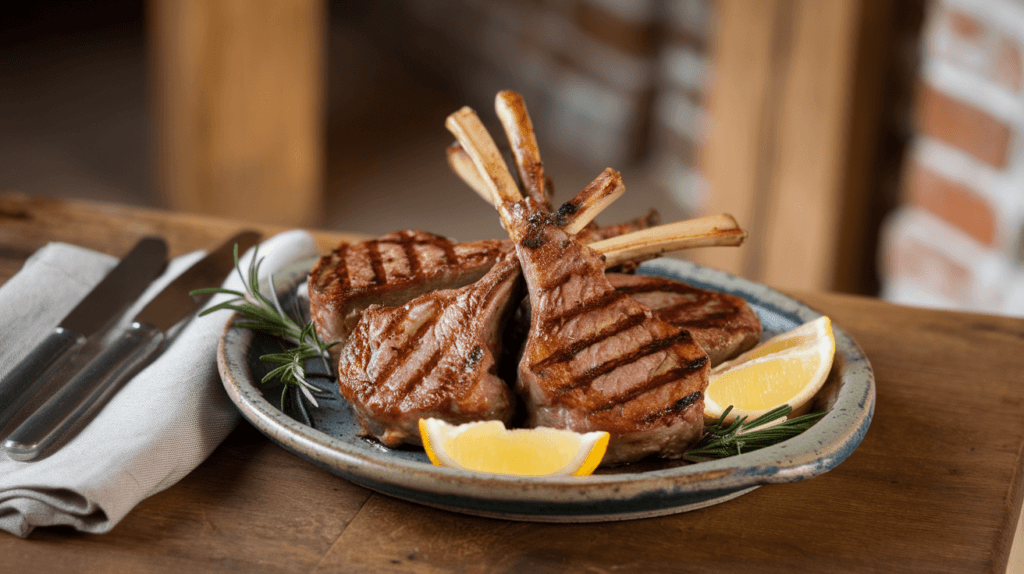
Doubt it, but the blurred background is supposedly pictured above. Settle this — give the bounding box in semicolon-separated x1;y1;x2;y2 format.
3;0;1024;317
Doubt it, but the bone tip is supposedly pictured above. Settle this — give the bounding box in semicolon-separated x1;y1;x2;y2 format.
445;106;477;126
496;89;522;103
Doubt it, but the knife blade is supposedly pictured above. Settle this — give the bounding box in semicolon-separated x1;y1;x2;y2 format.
3;230;262;461
0;237;168;426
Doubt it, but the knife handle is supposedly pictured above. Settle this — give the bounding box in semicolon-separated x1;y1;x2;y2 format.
0;327;87;425
3;322;165;462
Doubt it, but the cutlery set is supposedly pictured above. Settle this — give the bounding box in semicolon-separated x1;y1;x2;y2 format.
0;231;261;462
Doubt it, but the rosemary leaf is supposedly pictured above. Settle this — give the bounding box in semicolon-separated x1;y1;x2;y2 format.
684;405;826;463
190;243;335;409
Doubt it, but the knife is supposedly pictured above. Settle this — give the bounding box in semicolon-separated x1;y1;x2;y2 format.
0;237;168;426
3;230;262;461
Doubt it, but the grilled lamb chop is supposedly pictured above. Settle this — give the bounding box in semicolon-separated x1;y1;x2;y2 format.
446;101;745;464
336;208;742;449
337;251;522;447
337;158;629;447
335;92;747;451
308;231;506;353
606;273;761;366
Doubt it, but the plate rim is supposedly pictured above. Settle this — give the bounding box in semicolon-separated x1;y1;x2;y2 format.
217;257;875;517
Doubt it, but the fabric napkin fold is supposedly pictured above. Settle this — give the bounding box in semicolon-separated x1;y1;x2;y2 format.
0;231;318;537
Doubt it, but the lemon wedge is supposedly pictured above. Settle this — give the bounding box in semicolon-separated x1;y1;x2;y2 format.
419;418;609;477
704;316;835;424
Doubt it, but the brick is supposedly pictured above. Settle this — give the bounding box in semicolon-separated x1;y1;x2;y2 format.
918;83;1012;169
949;9;985;41
908;163;997;245
929;6;1022;94
890;234;973;302
992;37;1023;93
928;5;991;81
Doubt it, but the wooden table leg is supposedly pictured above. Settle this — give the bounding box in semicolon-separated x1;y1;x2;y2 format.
149;0;326;226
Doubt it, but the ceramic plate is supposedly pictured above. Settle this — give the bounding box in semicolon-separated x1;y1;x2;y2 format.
217;258;874;522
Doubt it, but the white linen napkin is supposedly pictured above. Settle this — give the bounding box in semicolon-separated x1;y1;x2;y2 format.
0;231;318;537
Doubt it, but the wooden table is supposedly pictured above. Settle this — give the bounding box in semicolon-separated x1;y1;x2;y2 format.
2;193;1023;573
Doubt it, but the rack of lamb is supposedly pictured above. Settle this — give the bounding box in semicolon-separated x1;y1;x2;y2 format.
445;95;747;463
308;90;756;465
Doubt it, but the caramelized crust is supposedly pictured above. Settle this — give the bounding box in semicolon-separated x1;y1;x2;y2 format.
308;231;506;352
510;202;709;464
336;253;522;446
606;273;762;366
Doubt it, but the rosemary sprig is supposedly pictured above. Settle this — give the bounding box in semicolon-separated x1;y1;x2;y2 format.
684;405;826;462
190;244;335;408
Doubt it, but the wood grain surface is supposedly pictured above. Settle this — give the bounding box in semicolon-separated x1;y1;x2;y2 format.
1;194;1023;573
149;0;326;227
694;0;905;295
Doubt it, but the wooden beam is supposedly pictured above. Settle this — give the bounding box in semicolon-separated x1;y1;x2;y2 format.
149;0;326;226
693;0;904;294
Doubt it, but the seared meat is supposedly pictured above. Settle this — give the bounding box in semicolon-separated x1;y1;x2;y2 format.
325;90;745;459
336;252;521;447
309;231;505;351
507;203;710;464
307;219;658;368
333;98;625;447
606;273;762;366
446;103;713;465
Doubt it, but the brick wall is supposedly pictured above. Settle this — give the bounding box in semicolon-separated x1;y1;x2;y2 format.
881;0;1024;317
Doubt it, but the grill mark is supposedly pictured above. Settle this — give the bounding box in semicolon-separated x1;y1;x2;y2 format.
555;330;697;394
332;244;350;290
662;309;737;328
531;311;646;371
385;232;461;265
439;238;459;264
615;286;708;310
637;391;703;424
378;306;410;342
591;357;708;414
615;282;744;327
374;302;444;394
612;279;701;296
387;259;517;406
365;240;387;286
399;231;422;279
391;344;446;408
543;290;628;329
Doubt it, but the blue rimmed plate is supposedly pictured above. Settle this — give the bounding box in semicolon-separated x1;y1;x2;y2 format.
217;258;874;522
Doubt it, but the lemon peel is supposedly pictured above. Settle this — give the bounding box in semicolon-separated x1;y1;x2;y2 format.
704;316;835;424
419;418;609;477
